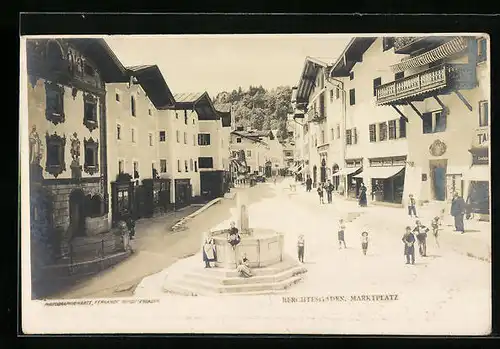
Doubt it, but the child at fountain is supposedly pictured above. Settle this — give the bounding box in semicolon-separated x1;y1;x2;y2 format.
237;254;253;278
297;234;305;263
202;233;217;268
360;231;369;255
338;218;347;249
227;221;241;250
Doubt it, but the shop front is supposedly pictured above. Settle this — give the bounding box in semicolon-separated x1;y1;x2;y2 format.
356;156;406;204
463;132;490;219
333;158;362;198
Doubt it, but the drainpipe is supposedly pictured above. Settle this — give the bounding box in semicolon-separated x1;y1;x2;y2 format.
326;75;348;198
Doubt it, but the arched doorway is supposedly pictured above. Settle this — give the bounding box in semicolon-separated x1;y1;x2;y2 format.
312;165;317;186
69;189;86;238
320;158;327;184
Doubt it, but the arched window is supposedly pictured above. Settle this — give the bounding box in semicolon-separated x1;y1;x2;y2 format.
46;41;65;73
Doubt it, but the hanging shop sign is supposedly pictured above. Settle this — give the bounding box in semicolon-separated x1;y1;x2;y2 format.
471;148;489;165
472;127;489;148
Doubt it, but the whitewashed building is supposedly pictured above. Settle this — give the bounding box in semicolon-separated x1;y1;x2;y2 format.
230;128;272;176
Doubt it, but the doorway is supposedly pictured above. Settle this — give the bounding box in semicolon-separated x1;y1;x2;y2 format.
69;189;86;237
430;159;447;201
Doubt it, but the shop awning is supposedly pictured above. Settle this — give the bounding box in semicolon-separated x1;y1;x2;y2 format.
353;165;405;179
332;167;362;177
462;165;490;181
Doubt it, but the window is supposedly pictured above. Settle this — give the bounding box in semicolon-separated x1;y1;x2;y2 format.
388;120;397;140
198;157;214;169
184;110;188;125
45;133;66;177
45;82;65;124
177;159;181;172
236;137;242;143
434;111;447;132
190;159;194;171
399;117;407;138
352;128;358;144
321;130;325;144
133;161;139;179
176;130;180;143
319;94;325;117
336;88;340;99
373;77;382;97
148;108;152;116
346;129;352;145
479;101;489;127
184;160;188;172
160;159;167;173
175;112;179;119
330;128;334;140
379;122;388;141
149;133;153;146
394;71;405;80
118;160;124;173
183;132;187;144
131;96;136;116
194;160;198;172
422;112;433;134
159;131;166;142
477;38;487;63
198;133;211;146
115;93;121;102
330;90;334;102
336;125;340;139
131;128;136;143
83;93;98;130
349;72;354;80
369;124;376;142
117;124;121;140
84;137;99;175
349;89;356;106
193;118;195;125
247;150;252;158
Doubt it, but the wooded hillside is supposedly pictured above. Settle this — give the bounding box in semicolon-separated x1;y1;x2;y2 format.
213;85;292;141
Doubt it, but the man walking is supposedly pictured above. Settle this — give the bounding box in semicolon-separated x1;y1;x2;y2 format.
413;220;429;257
402;226;416;265
306;176;312;192
450;192;466;233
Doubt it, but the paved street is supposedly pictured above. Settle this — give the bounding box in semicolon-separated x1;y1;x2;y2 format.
134;177;491;335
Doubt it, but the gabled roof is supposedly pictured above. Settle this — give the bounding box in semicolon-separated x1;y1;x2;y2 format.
170;92;219;120
231;131;269;146
126;65;175;109
215;103;232;127
67;38;129;83
330;37;377;77
295;56;334;104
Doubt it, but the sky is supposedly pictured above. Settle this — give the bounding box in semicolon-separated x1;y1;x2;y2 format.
105;35;352;97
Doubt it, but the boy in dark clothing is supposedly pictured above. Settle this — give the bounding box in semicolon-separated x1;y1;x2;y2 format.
325;180;334;203
408;194;418;218
297;234;305;263
431;216;440;248
317;184;324;204
413;220;429;257
402;226;416;264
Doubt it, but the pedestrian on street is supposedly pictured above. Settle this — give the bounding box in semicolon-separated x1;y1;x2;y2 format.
297;234;305;263
317;184;324;204
358;183;368;207
450;192;466;233
408;193;418;218
202;233;217;268
360;231;369;255
325;180;334;203
237;254;253;278
413;220;429;257
431;216;440;248
338;218;347;249
306;176;312;192
402;226;416;265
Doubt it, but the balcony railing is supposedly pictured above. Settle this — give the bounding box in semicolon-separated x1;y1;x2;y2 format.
376;63;476;106
393;36;450;54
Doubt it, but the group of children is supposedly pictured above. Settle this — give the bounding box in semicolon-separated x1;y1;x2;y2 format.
296;213;443;264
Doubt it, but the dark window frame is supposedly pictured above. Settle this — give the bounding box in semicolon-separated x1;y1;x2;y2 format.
45;132;66;178
477;38;487;63
198;157;214;169
434;111;447;133
159;130;166;142
373;77;382;97
394;71;405;80
479;100;489;127
45;82;65;125
346;129;352;145
236;137;242;143
388;119;397;140
177;159;181;172
399;117;407;138
369;124;376;142
83;92;98;131
379;122;388;141
422;112;433;134
184;110;188;125
116;124;121;140
349;89;356;106
160;159;167;173
130;95;136;117
349;72;354;80
198;133;211;146
83;137;99;175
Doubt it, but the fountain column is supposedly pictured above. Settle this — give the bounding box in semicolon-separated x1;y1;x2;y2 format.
237;190;250;235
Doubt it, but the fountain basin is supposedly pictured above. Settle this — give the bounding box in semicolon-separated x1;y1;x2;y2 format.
211;228;285;269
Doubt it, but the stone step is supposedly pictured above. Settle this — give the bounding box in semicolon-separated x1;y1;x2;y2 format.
184;265;307;286
202;259;301;278
179;274;305;294
163;281;290;297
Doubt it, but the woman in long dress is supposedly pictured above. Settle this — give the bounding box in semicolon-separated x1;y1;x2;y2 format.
359;183;367;207
236;254;253;277
202;234;217;268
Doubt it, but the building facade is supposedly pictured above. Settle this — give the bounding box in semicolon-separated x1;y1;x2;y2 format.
230;128;271;176
106;65;176;224
26;38;128;262
375;35;490;216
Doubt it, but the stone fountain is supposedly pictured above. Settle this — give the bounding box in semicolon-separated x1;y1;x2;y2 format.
162;188;307;296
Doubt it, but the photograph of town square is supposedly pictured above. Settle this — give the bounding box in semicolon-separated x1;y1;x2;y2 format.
23;34;490;333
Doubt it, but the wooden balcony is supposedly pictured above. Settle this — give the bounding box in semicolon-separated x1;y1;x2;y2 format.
393;36;452;54
307;109;326;123
375;63;477;106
